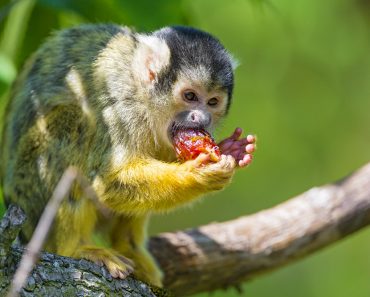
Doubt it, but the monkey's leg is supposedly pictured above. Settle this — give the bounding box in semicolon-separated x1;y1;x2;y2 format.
109;214;163;287
48;198;134;279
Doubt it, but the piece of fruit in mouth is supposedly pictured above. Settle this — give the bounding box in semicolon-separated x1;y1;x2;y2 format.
172;129;221;162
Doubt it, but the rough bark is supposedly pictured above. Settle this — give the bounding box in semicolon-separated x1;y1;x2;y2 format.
1;247;158;297
1;162;370;296
0;205;157;297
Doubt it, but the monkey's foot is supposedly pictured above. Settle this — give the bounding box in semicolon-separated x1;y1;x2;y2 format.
74;245;134;279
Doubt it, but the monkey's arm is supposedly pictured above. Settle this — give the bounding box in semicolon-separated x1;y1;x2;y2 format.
98;155;235;213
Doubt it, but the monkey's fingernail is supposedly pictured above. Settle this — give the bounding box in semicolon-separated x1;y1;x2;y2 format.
246;144;255;153
110;269;119;278
247;135;255;143
119;270;127;279
244;154;253;163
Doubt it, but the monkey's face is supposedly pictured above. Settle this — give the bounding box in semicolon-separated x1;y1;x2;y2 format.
135;26;235;153
164;76;229;148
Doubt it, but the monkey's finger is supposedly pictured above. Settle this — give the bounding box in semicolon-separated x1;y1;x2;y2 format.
246;143;255;153
218;128;243;149
225;136;256;157
234;135;256;146
236;138;249;146
233;127;243;140
219;138;245;153
236;144;256;161
110;268;119;278
235;135;256;147
226;154;237;169
118;255;135;267
246;134;256;143
226;143;251;155
193;153;211;167
226;139;249;152
117;269;126;279
238;154;253;167
230;127;243;140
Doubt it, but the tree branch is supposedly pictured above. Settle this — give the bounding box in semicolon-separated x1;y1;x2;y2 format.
151;162;370;295
1;162;370;296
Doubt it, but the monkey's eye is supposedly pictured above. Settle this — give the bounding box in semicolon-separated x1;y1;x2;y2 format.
208;98;219;106
183;91;198;102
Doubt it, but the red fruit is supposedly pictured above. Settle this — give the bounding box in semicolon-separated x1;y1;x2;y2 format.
172;129;221;162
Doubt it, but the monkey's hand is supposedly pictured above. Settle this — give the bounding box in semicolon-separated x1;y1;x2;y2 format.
184;153;236;191
218;127;256;168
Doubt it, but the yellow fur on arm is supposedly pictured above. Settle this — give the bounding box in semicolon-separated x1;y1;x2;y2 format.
97;159;205;214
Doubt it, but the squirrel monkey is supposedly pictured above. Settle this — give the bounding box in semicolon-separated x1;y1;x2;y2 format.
1;24;255;287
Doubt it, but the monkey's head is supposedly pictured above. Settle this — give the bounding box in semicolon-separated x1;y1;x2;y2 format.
132;26;236;152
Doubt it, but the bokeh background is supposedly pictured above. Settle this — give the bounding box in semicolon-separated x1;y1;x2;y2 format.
1;0;370;296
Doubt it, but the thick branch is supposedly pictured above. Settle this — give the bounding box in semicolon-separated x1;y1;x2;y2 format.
151;162;370;295
1;247;157;297
1;162;370;296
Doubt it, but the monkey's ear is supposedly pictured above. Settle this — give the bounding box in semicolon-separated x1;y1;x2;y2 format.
133;35;171;85
229;53;240;70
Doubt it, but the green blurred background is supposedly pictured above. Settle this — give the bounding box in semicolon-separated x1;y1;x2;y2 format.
1;0;370;296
